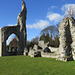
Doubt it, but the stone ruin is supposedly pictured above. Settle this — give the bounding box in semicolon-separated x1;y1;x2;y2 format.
57;17;75;61
0;1;75;62
24;17;75;62
24;40;59;58
0;0;27;56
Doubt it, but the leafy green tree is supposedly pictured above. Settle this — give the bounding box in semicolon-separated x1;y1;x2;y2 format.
40;33;46;41
45;33;50;43
54;35;59;47
31;36;39;45
27;36;39;51
40;25;59;39
9;38;18;47
40;25;60;47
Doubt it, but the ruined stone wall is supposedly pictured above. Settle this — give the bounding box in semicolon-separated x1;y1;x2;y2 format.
69;18;75;60
41;52;58;58
57;17;75;61
0;24;27;56
0;0;27;56
49;47;59;52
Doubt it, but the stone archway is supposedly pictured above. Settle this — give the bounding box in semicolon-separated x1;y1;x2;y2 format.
0;0;27;56
0;25;26;56
6;33;19;55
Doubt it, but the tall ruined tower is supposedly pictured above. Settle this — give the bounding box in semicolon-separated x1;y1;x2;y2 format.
17;0;27;54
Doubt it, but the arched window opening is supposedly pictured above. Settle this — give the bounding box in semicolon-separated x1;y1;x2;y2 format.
6;34;19;55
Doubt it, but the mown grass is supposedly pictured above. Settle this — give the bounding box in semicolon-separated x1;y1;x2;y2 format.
0;56;75;75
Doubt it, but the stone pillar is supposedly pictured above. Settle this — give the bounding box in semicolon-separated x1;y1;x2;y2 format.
18;32;25;53
0;28;7;56
17;0;27;54
69;18;75;60
57;17;73;61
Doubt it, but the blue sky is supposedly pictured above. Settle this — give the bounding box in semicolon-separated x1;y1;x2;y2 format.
0;0;75;43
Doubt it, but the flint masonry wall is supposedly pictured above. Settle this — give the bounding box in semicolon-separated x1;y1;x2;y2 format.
57;17;75;61
0;25;26;56
69;18;75;60
0;26;19;56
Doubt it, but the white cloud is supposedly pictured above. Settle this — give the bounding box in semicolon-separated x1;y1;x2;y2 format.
51;6;57;9
48;6;57;11
47;13;64;23
27;20;49;29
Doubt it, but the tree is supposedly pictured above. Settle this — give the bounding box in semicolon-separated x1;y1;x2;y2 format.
40;25;60;47
31;36;39;44
9;38;18;47
40;33;46;41
49;34;53;46
45;33;50;43
65;5;75;17
27;36;39;51
54;35;59;47
40;33;50;43
27;41;34;51
40;25;59;39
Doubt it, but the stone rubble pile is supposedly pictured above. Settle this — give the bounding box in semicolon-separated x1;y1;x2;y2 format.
24;41;59;58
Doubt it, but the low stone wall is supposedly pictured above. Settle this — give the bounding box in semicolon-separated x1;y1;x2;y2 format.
28;50;35;57
49;47;59;52
41;52;59;58
28;49;42;57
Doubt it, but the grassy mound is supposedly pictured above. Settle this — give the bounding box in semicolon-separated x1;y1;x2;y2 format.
0;56;75;75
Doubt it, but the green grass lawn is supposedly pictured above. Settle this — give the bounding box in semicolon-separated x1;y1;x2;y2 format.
0;56;75;75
